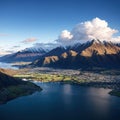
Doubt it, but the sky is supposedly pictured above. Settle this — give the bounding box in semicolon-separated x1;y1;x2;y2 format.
0;0;120;54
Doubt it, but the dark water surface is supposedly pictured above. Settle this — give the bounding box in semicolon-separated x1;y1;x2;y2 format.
0;82;120;120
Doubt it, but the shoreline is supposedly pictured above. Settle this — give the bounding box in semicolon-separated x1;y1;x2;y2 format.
1;65;120;98
30;80;120;97
13;67;120;97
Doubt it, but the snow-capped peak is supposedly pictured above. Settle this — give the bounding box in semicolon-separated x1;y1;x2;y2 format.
19;47;48;54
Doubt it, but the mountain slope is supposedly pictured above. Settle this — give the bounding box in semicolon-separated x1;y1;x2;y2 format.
76;40;120;68
0;47;48;63
32;40;120;69
81;40;120;57
0;69;42;104
44;46;67;57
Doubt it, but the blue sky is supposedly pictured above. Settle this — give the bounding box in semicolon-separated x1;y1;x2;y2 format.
0;0;120;54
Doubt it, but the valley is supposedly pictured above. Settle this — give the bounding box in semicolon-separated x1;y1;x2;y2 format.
0;39;120;100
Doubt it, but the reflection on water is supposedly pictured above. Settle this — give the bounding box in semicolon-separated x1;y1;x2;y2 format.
63;84;72;94
0;82;120;120
85;87;111;119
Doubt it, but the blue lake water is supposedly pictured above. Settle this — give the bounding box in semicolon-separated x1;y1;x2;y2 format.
0;82;120;120
0;62;17;69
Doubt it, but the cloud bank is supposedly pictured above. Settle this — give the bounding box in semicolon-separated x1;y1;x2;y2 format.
34;43;59;51
56;17;120;45
0;48;12;55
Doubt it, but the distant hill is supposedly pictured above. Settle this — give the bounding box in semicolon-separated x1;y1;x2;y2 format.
0;47;49;63
0;68;42;104
32;40;120;69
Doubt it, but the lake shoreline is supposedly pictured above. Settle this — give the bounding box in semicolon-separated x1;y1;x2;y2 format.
0;62;120;98
0;84;42;104
13;67;120;97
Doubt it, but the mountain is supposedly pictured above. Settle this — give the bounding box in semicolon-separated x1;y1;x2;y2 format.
32;40;120;69
0;68;42;104
0;47;48;63
115;43;120;47
44;46;67;56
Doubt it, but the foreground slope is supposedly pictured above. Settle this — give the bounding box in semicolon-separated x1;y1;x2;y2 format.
0;69;42;104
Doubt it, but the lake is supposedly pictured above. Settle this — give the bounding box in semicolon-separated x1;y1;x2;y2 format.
0;62;18;69
0;82;120;120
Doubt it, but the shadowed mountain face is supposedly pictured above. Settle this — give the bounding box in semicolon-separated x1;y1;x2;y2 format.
32;40;120;69
0;69;42;104
0;47;48;63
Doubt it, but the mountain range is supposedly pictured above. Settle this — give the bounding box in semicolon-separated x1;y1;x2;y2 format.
0;47;48;62
32;40;120;69
0;39;120;69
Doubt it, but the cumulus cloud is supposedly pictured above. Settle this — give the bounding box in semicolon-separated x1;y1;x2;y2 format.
56;17;120;45
22;37;37;43
56;30;74;45
58;30;73;41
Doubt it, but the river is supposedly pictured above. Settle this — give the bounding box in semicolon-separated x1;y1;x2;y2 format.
0;82;120;120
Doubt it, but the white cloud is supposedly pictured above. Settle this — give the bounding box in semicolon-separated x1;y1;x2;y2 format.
56;17;120;45
59;30;73;40
22;37;37;43
56;30;73;45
